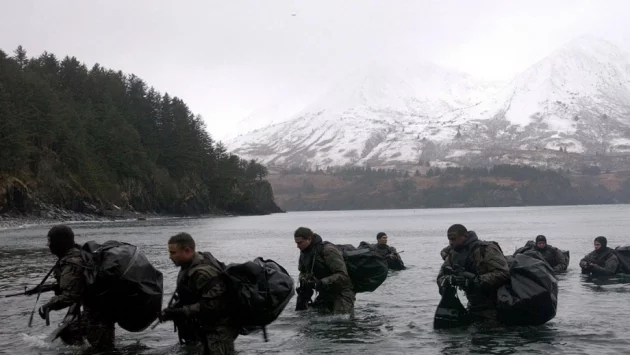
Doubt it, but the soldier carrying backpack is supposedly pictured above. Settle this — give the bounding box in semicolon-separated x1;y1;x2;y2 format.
294;227;356;314
159;232;294;354
36;225;116;350
437;224;510;323
27;225;164;350
579;236;620;275
160;233;239;355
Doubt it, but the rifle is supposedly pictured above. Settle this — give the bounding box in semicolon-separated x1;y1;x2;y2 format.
150;291;178;330
29;261;59;327
1;283;59;298
442;265;478;289
296;250;320;311
434;275;471;329
295;277;315;311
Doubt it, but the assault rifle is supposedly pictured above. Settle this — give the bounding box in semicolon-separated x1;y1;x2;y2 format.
295;276;316;311
1;283;58;298
150;291;177;329
442;265;479;290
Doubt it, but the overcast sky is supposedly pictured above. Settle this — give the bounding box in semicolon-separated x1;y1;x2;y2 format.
1;0;629;140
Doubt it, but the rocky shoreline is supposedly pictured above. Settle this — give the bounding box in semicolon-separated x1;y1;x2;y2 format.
0;206;149;230
0;202;236;231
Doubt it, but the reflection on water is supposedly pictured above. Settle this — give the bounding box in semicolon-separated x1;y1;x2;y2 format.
1;205;630;354
580;274;630;294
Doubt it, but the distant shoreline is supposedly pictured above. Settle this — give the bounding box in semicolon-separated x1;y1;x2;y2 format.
0;209;234;231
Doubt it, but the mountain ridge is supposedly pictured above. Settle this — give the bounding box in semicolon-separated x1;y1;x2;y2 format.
228;36;630;172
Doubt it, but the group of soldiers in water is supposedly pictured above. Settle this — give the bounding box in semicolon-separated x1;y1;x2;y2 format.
438;225;623;323
22;225;402;354
16;223;619;354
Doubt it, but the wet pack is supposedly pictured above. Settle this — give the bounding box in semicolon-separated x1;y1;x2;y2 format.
614;246;630;274
326;243;389;293
513;240;570;269
496;251;558;326
357;241;405;271
80;240;164;332
196;253;295;341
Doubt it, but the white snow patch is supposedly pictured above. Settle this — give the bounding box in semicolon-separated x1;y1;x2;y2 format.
226;36;630;169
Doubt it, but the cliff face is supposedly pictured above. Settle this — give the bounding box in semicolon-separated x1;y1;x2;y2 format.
0;174;283;219
224;180;284;215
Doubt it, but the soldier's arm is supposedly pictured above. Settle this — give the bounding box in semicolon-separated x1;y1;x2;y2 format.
182;269;228;319
436;259;449;287
478;246;510;288
298;259;309;283
45;264;84;311
553;248;568;272
579;252;594;268
319;246;351;289
440;246;451;261
592;254;619;275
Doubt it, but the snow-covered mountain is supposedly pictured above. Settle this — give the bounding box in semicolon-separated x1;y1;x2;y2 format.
227;36;630;171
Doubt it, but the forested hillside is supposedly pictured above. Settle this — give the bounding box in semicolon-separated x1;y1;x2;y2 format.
268;164;630;211
0;46;282;217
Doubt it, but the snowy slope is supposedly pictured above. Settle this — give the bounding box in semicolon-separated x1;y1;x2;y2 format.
227;36;630;170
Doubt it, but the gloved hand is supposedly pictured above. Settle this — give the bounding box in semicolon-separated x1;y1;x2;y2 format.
465;276;481;290
38;303;51;320
449;274;481;290
450;275;467;288
160;307;186;322
315;280;324;291
586;262;594;269
303;280;317;291
304;279;325;291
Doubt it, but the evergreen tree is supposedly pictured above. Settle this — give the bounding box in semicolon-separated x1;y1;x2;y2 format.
0;46;279;215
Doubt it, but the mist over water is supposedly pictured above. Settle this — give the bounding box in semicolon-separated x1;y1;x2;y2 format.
1;205;630;354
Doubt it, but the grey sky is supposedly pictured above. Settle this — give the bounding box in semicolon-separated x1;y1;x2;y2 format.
1;0;629;140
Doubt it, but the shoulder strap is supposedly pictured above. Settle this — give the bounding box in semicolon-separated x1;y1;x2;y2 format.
197;252;226;271
477;240;501;259
178;253;223;286
62;248;86;269
311;244;323;274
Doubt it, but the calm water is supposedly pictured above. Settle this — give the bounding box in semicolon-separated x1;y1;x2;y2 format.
1;205;630;355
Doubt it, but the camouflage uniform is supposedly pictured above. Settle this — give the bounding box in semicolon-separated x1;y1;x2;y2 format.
514;241;568;273
534;246;568;273
579;248;619;275
372;244;405;270
437;231;510;320
173;252;239;355
298;235;355;314
45;246;115;349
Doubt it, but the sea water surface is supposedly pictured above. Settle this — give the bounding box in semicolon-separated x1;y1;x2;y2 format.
1;205;630;355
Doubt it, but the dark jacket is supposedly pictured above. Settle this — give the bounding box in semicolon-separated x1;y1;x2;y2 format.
579;248;619;275
298;234;355;313
437;231;510;319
